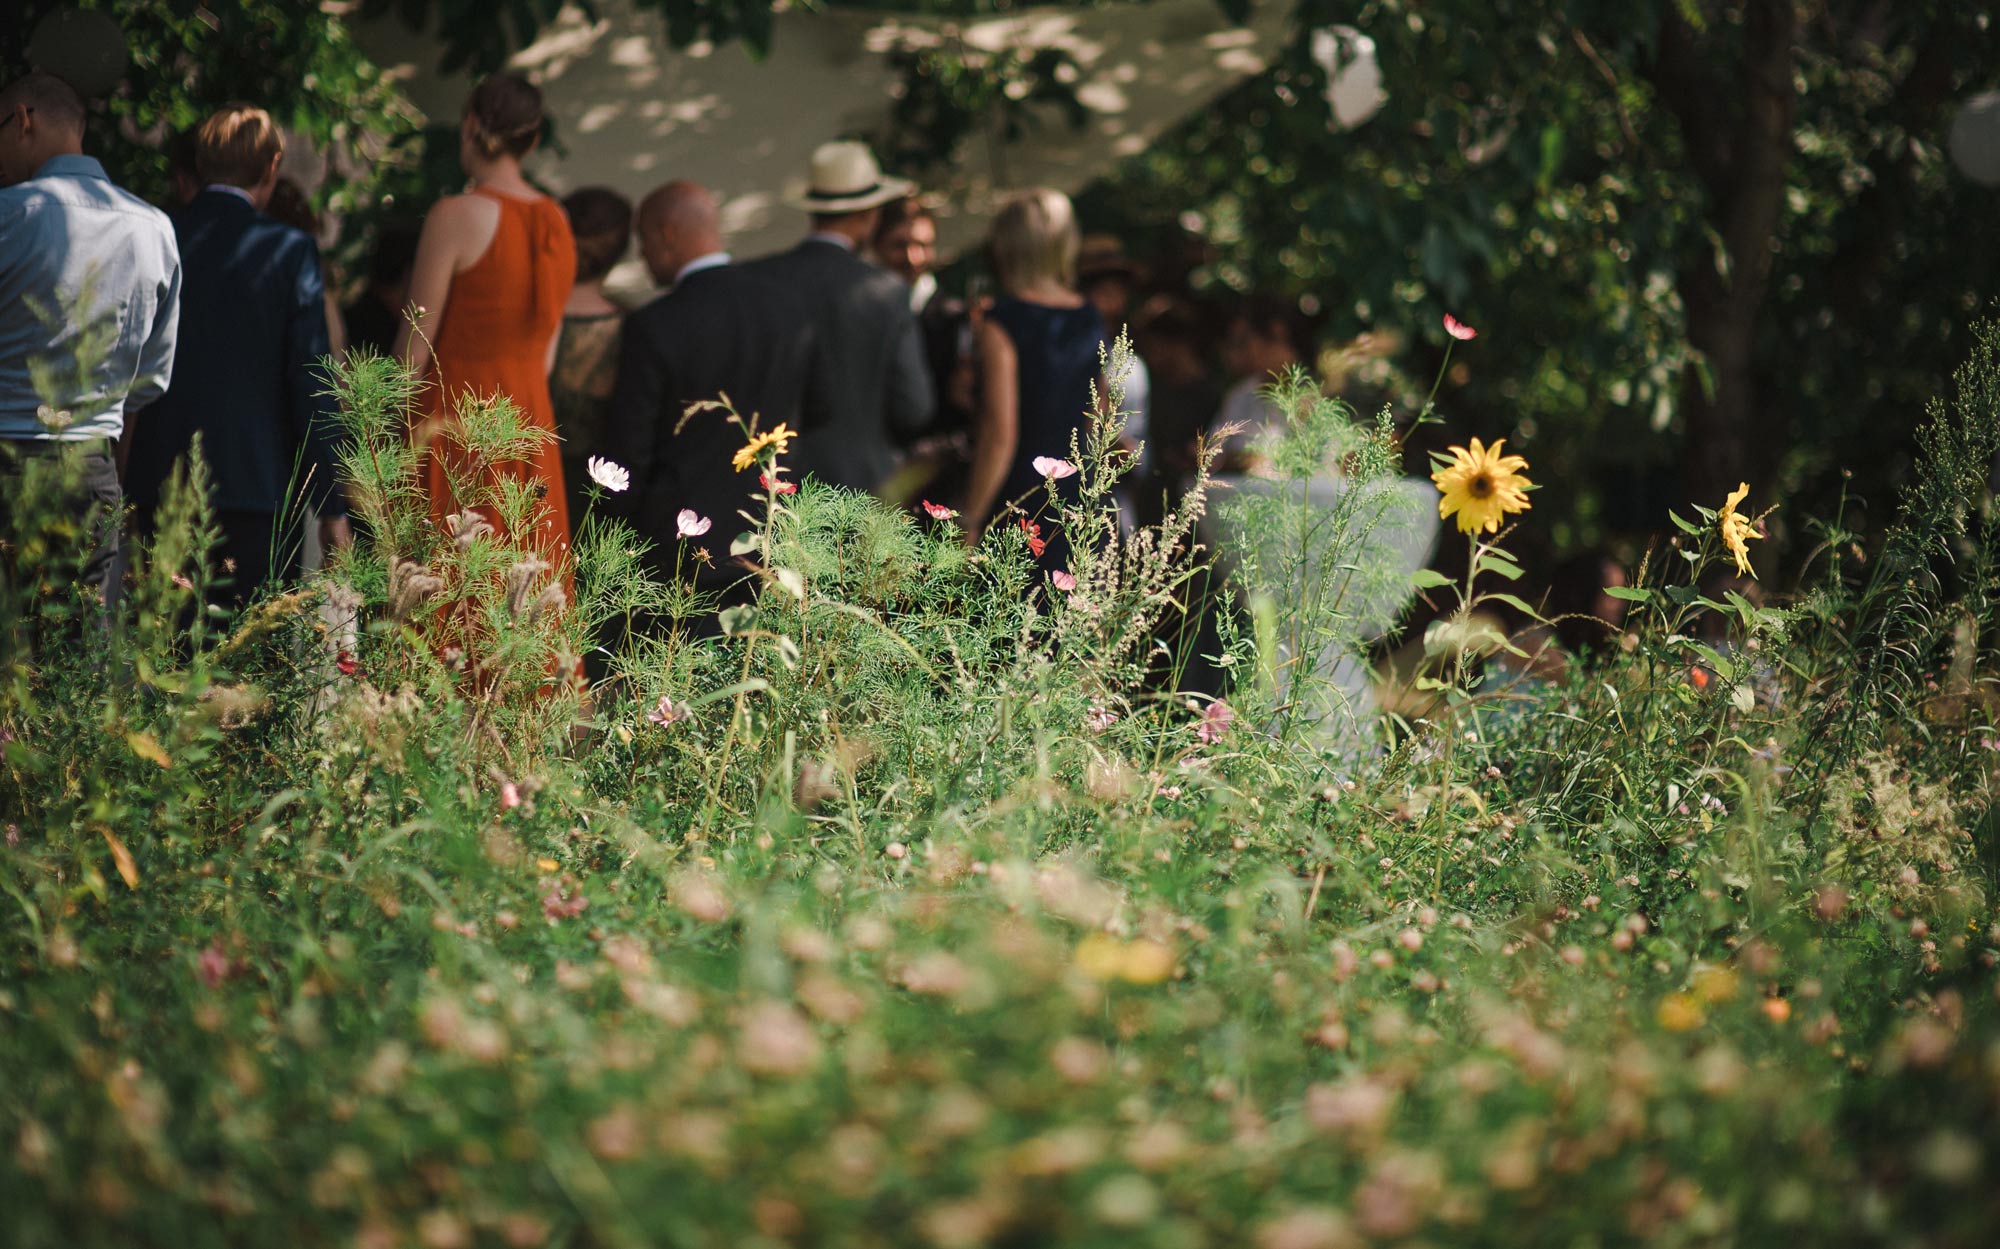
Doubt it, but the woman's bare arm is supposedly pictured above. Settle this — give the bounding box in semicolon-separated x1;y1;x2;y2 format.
963;317;1020;541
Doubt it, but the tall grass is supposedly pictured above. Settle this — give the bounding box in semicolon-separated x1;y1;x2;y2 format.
0;327;1996;1247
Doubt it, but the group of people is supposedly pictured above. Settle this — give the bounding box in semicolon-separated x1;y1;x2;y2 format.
1;64;1311;639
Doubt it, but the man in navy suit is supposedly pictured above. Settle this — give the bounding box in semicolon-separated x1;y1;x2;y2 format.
125;105;349;608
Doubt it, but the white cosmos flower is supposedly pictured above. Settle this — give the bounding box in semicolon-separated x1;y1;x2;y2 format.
587;456;630;493
676;509;712;539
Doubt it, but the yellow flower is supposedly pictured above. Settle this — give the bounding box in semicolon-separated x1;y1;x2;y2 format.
1718;482;1760;577
1074;933;1176;984
732;422;795;472
1431;438;1533;534
1655;992;1705;1033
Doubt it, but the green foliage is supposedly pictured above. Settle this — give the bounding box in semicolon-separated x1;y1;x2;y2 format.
4;0;421;220
1080;0;2000;559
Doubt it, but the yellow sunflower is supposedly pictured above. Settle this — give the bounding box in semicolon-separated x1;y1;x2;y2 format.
731;422;795;472
1718;482;1759;577
1431;438;1533;534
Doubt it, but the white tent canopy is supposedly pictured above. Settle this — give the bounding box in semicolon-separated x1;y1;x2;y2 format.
356;0;1292;294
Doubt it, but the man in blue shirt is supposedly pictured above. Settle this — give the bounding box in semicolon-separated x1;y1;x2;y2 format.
124;104;350;607
0;71;180;616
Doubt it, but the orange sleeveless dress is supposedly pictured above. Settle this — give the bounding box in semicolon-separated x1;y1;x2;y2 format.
419;187;578;565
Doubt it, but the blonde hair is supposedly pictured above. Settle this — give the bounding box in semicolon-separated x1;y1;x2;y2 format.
988;187;1079;295
194;105;283;189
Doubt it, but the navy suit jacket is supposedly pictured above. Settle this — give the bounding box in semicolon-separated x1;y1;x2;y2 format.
126;189;344;518
604;263;823;584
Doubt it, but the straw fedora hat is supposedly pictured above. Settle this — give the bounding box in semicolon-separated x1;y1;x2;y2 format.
794;141;914;213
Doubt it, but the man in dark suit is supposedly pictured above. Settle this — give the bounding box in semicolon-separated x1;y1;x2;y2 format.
606;180;821;603
125;105;348;607
746;142;934;493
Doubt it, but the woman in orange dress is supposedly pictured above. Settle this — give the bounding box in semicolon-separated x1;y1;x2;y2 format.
398;73;578;569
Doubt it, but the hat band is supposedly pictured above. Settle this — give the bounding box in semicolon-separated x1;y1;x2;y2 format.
808;180;888;200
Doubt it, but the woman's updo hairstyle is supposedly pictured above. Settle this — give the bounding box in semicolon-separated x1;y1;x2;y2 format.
464;72;545;161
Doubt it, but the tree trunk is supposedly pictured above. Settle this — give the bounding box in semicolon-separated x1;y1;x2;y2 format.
1647;0;1798;507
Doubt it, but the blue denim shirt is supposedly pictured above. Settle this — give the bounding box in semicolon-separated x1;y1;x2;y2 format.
0;154;181;441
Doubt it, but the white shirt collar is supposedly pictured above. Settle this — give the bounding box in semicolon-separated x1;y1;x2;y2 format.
204;184;256;206
908;271;938;314
806;231;856;252
674;251;731;286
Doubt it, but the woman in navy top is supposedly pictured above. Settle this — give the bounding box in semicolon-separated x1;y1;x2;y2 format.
964;188;1108;574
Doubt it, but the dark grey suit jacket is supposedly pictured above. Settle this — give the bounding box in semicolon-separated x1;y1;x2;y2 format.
745;237;934;491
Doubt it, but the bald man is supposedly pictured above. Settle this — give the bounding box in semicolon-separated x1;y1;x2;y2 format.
0;71;180;620
606;180;825;617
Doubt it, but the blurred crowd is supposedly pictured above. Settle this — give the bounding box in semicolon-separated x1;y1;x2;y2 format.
3;67;1664;706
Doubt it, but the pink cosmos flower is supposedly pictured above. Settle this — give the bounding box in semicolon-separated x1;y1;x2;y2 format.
922;499;958;520
587;456;630;493
648;694;691;727
1196;699;1235;744
1032;456;1079;480
1050;569;1077;592
1086;701;1118;733
760;472;797;496
1443;314;1478;341
676;509;712;539
499;781;522;810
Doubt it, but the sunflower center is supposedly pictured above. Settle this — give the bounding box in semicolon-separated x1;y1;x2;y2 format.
1467;471;1496;499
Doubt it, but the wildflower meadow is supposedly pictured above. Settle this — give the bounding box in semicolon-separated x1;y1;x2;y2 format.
3;324;1998;1248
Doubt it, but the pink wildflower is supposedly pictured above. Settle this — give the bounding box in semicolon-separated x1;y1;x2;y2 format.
1197;700;1235;744
1050;569;1077;592
922;499;958;520
648;694;691;727
676;509;712;539
1032;456;1079;480
336;650;358;677
499;781;522;810
760;472;797;496
197;942;230;988
1443;313;1478;341
541;875;588;922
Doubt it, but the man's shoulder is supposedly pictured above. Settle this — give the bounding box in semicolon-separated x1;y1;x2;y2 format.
636;266;804;327
176;201;314;267
2;171;171;233
740;242;811;277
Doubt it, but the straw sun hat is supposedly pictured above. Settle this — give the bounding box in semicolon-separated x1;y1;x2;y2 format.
794;140;914;213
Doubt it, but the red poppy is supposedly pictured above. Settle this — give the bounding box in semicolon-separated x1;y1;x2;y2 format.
336;650;358;677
